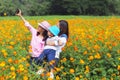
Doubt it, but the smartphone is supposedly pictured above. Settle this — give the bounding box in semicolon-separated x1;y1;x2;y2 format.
15;9;20;14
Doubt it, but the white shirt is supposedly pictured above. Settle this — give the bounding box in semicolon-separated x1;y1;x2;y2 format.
55;37;67;58
44;36;59;50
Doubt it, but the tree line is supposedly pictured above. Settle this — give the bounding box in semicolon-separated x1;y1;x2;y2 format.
0;0;120;16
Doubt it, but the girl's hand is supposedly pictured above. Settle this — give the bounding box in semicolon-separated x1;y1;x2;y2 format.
15;9;22;16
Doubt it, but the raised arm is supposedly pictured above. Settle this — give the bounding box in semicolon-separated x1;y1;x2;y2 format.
16;9;35;32
16;9;27;23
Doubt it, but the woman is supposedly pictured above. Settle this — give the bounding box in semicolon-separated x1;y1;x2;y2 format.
37;20;69;79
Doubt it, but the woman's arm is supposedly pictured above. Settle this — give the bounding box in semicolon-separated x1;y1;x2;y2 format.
46;38;65;46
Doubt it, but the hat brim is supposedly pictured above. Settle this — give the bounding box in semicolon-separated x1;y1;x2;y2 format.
49;28;58;36
38;23;48;31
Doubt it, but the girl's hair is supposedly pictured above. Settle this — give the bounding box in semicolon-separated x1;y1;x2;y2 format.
42;30;48;41
37;30;48;41
58;20;69;39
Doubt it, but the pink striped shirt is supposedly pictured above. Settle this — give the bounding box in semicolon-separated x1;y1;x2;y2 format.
25;21;45;57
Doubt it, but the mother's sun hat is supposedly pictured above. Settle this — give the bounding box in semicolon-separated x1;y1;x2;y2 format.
38;21;51;31
49;25;60;36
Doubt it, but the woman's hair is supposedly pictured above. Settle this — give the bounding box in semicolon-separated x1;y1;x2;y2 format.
58;20;69;39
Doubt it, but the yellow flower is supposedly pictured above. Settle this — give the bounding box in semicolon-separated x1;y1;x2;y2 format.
10;72;16;79
29;49;32;53
4;12;7;16
79;75;83;78
0;61;5;67
85;66;90;73
61;58;67;62
106;53;111;58
48;77;53;80
80;59;85;64
83;51;87;55
19;64;24;68
101;77;106;80
62;72;66;75
55;67;61;72
117;65;120;70
26;63;30;67
56;75;60;80
94;53;101;59
9;41;15;45
70;57;74;62
3;52;8;57
88;56;94;61
23;75;28;80
117;50;120;54
10;66;15;71
118;58;120;60
22;57;26;61
1;49;6;53
20;67;24;71
70;69;75;73
75;77;80;80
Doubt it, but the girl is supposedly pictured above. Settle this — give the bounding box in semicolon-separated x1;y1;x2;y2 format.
36;25;60;78
16;9;51;65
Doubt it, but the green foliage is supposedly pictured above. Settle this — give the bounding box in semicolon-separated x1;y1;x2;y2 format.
0;0;120;15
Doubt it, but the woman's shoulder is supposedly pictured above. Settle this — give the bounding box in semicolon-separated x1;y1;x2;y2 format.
60;34;67;39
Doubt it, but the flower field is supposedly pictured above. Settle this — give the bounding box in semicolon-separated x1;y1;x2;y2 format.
0;16;120;80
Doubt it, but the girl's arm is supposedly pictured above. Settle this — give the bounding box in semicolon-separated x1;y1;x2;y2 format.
16;9;27;23
16;9;35;32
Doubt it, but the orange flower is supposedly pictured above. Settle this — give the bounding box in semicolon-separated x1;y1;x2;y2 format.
74;46;78;51
94;44;100;51
8;46;13;49
112;42;117;46
41;73;45;77
46;72;50;76
0;76;5;80
14;60;19;64
13;51;17;56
